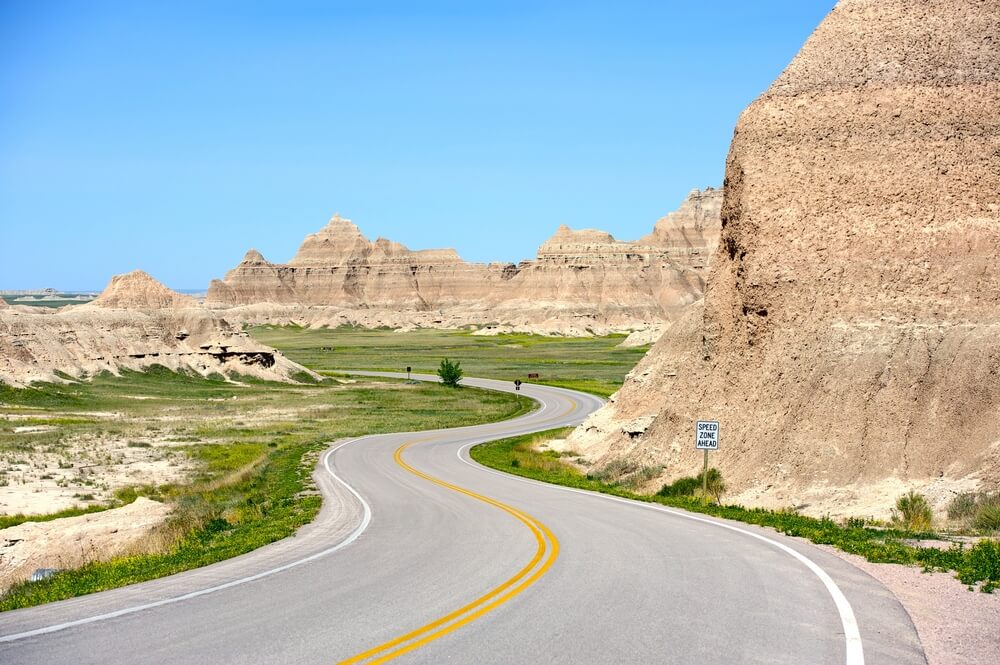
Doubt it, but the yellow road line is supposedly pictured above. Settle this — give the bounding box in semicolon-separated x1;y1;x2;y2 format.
337;439;559;665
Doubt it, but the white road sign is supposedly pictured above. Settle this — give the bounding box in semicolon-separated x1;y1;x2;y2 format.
695;420;720;450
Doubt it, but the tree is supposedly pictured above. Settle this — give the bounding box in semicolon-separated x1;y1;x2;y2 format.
437;358;463;387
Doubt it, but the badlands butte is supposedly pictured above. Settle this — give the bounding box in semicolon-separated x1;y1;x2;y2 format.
0;187;721;387
567;0;1000;517
206;186;722;336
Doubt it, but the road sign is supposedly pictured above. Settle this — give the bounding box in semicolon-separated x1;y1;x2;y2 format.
695;420;720;450
514;379;522;391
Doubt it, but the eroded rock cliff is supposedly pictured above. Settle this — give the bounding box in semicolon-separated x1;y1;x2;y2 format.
0;273;315;386
566;0;1000;517
207;190;722;334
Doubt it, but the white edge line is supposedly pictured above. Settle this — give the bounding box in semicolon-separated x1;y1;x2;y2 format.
0;378;568;644
0;380;591;646
456;426;865;665
0;437;373;644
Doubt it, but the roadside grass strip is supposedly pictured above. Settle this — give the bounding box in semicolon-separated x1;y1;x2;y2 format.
470;428;1000;594
336;438;558;665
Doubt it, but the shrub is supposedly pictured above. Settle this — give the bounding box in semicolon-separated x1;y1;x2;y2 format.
656;468;726;502
699;468;726;502
947;492;979;521
892;490;934;532
588;458;638;484
437;358;463;387
946;491;1000;533
974;505;1000;533
658;475;701;497
620;465;662;490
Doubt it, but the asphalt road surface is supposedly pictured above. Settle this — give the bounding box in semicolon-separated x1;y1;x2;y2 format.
0;374;925;664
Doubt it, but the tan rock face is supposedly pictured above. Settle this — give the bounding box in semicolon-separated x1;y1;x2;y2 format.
0;497;171;593
88;270;197;310
0;273;317;387
207;189;723;333
569;0;1000;517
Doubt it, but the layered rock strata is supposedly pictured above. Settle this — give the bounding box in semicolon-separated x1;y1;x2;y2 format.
0;272;314;387
87;270;197;309
207;190;722;334
566;0;1000;517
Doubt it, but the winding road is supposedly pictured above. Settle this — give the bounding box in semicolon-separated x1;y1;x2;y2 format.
0;374;926;664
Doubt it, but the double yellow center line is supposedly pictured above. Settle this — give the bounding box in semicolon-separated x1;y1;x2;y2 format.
336;439;559;665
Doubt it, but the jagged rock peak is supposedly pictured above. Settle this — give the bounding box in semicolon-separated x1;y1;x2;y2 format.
290;213;372;265
240;249;269;265
321;213;364;235
90;270;197;310
642;188;723;247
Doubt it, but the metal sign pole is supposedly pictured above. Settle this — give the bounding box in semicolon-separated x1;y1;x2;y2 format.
702;448;709;497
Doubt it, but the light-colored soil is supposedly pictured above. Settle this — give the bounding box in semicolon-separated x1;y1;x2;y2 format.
0;411;192;515
0;497;171;593
819;545;1000;665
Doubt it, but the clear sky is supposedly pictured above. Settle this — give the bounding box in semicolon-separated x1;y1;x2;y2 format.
1;1;835;291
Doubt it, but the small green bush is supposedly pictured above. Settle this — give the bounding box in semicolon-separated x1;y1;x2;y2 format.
946;491;1000;533
656;468;725;502
947;492;979;521
892;490;934;532
658;475;701;497
437;358;463;387
974;505;1000;533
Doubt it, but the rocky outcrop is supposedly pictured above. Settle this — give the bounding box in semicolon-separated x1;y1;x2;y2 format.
566;0;1000;517
207;190;723;334
0;273;316;387
87;270;197;310
0;497;171;593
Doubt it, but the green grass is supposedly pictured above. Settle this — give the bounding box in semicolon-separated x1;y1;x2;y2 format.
470;428;1000;593
0;366;532;611
250;325;648;397
0;504;115;530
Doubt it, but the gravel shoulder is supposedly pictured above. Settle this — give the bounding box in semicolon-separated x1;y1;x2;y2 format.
818;545;1000;665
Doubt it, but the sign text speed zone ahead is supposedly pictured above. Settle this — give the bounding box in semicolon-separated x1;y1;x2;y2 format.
695;421;720;450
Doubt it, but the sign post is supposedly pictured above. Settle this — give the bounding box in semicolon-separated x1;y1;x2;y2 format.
406;366;412;381
695;420;720;498
514;379;522;392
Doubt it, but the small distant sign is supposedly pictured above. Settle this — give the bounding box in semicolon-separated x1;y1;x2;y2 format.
695;420;720;450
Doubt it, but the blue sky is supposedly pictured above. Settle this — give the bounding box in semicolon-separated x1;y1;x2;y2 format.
1;1;834;290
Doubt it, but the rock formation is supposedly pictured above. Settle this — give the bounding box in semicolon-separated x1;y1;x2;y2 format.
566;0;1000;517
0;272;315;387
207;190;723;334
87;270;197;309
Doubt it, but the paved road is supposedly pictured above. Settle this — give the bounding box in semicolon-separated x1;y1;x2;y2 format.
0;374;925;664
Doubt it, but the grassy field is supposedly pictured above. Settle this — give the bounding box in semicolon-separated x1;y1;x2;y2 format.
0;295;95;308
470;429;1000;593
0;366;531;610
251;325;649;397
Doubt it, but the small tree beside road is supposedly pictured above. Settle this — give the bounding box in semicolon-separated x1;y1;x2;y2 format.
437;358;463;387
